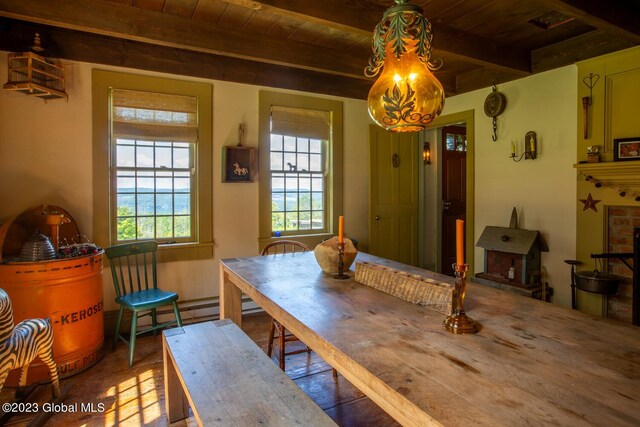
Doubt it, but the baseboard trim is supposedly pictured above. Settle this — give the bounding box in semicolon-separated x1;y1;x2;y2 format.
104;295;261;336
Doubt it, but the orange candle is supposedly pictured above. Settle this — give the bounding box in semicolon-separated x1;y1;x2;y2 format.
338;216;344;244
456;219;464;266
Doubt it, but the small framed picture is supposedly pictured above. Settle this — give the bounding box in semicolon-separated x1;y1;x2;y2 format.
613;137;640;161
222;146;256;182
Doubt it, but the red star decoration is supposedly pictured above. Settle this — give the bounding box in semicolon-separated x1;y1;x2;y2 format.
579;193;601;212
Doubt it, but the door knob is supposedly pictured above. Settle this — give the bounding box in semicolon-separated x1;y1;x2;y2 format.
374;215;381;221
442;202;451;211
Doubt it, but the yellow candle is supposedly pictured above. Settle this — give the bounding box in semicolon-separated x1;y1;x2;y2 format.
338;216;344;244
511;140;516;156
456;219;464;266
530;138;536;154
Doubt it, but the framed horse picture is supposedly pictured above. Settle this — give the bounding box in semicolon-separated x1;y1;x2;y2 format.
222;145;256;182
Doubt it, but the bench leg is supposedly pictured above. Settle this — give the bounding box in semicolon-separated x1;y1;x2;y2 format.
163;336;190;423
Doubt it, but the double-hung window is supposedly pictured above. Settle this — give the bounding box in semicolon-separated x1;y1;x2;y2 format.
110;89;196;243
258;91;343;249
269;106;329;233
92;70;213;261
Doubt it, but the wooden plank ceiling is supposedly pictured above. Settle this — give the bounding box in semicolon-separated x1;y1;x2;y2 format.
0;0;639;99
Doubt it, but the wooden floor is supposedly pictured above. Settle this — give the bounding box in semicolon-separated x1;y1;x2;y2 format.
1;312;398;426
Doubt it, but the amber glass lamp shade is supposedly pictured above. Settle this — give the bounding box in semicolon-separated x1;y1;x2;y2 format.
368;42;444;133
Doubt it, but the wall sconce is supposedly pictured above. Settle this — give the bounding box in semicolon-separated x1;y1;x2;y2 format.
510;131;537;162
423;141;431;165
365;0;445;133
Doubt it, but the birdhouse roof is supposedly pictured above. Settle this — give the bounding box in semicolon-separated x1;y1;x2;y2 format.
476;226;549;255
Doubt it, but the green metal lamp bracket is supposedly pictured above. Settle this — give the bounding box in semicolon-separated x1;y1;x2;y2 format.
364;0;442;78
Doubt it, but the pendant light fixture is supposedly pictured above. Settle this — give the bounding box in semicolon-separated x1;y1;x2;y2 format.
365;0;444;133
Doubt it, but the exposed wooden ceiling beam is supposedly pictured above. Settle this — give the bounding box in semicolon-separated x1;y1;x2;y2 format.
457;29;637;93
223;0;532;75
0;19;373;99
455;68;523;95
531;29;636;73
534;0;640;43
0;0;370;79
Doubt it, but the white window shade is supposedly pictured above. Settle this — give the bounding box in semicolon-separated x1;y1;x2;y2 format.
271;106;331;140
111;89;198;142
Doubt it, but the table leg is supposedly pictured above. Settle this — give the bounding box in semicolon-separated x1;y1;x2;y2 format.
163;335;189;423
219;265;243;327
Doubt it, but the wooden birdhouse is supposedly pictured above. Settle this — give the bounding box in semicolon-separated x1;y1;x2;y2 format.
3;33;68;101
474;209;549;300
476;226;548;281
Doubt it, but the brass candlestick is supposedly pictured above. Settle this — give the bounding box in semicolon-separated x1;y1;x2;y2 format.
334;241;349;280
443;264;479;334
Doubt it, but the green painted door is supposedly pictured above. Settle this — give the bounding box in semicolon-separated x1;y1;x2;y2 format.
369;125;419;265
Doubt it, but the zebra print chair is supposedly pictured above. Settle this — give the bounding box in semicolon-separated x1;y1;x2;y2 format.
105;241;182;367
0;288;60;398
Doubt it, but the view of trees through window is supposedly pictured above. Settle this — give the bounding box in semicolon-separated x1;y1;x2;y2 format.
270;134;325;232
115;138;192;241
445;133;467;151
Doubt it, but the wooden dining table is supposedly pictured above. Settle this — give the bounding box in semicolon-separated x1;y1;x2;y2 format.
219;251;640;426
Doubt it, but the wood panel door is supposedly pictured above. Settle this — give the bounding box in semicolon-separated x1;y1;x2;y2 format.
440;125;467;275
369;125;419;265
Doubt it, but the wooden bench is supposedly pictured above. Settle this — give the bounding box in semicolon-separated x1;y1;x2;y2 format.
162;319;337;426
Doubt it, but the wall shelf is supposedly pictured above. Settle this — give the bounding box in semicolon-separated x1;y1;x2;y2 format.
574;162;640;187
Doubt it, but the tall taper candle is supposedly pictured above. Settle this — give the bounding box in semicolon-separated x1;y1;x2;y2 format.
338;216;344;244
456;219;464;266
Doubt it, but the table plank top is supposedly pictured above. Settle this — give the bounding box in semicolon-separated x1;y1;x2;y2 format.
220;252;640;426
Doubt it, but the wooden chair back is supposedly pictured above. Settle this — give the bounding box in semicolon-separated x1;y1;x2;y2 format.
261;240;310;256
105;241;158;298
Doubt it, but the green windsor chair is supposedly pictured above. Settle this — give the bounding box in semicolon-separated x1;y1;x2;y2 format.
105;241;182;367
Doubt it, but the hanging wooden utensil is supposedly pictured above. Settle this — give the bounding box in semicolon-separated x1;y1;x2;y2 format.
582;96;589;139
582;73;600;139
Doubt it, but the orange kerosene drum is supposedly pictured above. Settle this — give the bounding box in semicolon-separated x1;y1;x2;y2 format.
0;205;104;386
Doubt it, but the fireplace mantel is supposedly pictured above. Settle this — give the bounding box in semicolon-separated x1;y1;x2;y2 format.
574;48;640;321
574;162;640;187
